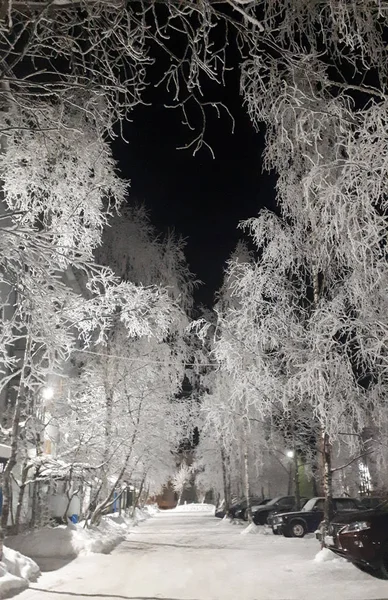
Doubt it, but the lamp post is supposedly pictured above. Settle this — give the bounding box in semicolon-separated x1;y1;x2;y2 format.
286;449;301;510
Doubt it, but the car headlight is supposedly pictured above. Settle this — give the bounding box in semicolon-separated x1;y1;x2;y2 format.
274;516;283;523
341;521;371;533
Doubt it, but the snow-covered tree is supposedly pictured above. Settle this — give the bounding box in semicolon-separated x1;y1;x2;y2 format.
215;63;388;520
50;204;196;523
171;463;193;506
0;102;183;554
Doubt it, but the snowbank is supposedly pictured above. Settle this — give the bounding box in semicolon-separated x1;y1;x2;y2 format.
240;523;272;535
172;503;215;514
241;523;258;535
6;514;132;560
0;546;40;599
314;547;346;564
143;504;160;517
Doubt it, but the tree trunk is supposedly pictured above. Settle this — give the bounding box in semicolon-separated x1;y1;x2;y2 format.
293;450;301;511
287;464;292;495
322;431;333;542
90;452;140;525
1;333;32;534
1;401;21;531
29;468;40;529
132;475;146;515
220;445;230;513
243;433;252;523
14;462;31;534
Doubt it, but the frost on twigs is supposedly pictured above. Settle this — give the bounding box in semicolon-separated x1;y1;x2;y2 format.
0;95;195;534
0;103;126;263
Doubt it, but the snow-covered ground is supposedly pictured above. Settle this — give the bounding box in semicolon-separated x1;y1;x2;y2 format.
9;505;388;600
0;510;152;598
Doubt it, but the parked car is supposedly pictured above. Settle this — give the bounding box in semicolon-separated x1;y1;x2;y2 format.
235;498;272;521
229;498;270;520
215;498;242;519
321;507;388;579
359;497;386;510
252;496;306;525
267;497;309;531
271;496;362;538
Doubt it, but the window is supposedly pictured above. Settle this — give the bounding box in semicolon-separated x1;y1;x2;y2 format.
277;497;293;507
303;498;324;512
334;499;358;511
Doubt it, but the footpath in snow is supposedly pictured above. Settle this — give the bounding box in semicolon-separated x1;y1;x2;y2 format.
0;507;154;599
7;503;388;600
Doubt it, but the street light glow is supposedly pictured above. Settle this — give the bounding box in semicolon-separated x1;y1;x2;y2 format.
41;386;54;401
286;450;294;458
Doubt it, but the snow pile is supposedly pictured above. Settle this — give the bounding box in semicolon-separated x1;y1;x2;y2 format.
143;504;160;516
133;508;148;523
0;546;40;598
241;523;258;535
240;523;272;535
172;503;215;514
6;515;131;560
314;547;346;564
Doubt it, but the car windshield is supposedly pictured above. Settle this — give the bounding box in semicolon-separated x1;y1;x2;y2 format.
302;498;321;512
266;497;282;506
334;499;359;511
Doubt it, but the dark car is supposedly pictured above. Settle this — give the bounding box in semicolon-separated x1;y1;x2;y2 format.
215;497;242;519
229;497;270;520
272;496;361;538
323;507;388;578
267;497;308;531
252;495;304;525
235;498;272;521
359;497;386;510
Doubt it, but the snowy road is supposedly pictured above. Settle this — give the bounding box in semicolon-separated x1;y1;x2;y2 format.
16;509;388;600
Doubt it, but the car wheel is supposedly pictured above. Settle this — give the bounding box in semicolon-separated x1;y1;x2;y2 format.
254;514;266;525
272;528;279;535
289;521;306;538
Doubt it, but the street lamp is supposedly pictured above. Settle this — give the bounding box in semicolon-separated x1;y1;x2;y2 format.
41;386;54;401
286;449;294;458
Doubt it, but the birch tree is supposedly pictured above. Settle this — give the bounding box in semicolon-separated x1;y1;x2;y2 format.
52;204;195;523
0;103;181;554
220;72;388;522
171;463;193;506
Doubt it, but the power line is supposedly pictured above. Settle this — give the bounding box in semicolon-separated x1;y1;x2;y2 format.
75;347;218;368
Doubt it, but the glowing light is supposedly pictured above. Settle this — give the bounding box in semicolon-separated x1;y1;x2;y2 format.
286;450;294;458
41;387;54;401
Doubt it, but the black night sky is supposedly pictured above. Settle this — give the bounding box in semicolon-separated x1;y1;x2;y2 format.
114;57;276;308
